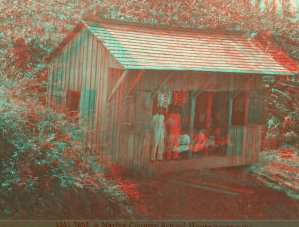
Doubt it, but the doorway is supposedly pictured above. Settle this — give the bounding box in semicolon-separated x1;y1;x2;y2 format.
194;91;229;157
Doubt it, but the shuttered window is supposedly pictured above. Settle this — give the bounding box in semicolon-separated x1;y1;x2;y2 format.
232;92;245;126
79;89;97;124
248;96;263;125
66;90;81;116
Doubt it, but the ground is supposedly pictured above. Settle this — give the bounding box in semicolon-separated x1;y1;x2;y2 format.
2;162;299;220
119;165;299;220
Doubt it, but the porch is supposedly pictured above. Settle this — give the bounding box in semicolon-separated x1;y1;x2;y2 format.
124;125;262;176
111;69;264;175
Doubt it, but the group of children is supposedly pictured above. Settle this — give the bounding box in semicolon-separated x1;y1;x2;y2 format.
150;105;230;162
150;105;208;161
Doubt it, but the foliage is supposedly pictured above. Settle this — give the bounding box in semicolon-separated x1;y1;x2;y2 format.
0;60;138;218
255;148;299;201
0;91;140;218
1;0;299;218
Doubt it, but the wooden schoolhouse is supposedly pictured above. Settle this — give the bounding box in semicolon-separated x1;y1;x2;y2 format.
46;19;299;175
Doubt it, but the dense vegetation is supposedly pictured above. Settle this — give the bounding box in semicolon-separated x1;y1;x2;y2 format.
1;0;299;219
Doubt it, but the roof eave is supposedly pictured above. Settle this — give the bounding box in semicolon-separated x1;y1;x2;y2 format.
46;22;85;63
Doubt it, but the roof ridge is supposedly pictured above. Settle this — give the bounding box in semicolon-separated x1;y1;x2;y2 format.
81;18;246;37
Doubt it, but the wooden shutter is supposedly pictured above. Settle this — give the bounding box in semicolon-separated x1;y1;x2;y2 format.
67;90;81;113
248;96;263;125
79;88;97;123
79;89;97;143
232;92;246;126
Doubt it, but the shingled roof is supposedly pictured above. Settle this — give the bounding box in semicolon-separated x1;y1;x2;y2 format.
48;19;299;75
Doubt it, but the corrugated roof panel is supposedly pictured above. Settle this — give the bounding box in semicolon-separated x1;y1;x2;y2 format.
85;21;298;75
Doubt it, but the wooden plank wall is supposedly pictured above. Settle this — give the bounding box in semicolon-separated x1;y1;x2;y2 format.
47;62;54;109
92;38;111;163
97;48;110;164
115;71;261;175
244;126;261;164
229;126;261;166
130;71;258;92
48;28;105;150
50;37;265;175
93;40;106;153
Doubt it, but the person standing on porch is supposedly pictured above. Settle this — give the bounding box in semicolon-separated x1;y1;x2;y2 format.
150;106;166;162
166;105;181;160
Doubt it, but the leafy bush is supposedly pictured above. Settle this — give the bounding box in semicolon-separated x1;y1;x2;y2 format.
1;0;299;218
0;86;137;219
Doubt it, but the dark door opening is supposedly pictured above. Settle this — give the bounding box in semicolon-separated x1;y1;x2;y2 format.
194;91;229;157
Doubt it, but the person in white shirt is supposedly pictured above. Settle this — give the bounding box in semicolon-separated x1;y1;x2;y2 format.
173;127;190;160
150;106;165;162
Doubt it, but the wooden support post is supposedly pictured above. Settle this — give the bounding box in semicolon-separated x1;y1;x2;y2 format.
205;92;213;156
244;93;249;126
243;92;250;164
190;91;196;158
228;94;233;127
190;91;196;138
107;69;128;103
227;92;234;156
125;69;146;97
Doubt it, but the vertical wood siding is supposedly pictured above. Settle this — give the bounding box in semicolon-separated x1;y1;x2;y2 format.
65;42;72;93
79;28;91;143
229;125;261;166
86;34;97;144
52;58;58;95
68;35;76;91
117;71;259;92
48;25;268;175
96;41;106;153
107;68;116;163
99;48;110;159
48;28;103;146
94;40;103;150
73;34;81;91
57;53;64;94
113;67;125;165
61;44;67;94
47;63;54;109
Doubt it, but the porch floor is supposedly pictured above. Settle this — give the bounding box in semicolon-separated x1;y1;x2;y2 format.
148;156;231;175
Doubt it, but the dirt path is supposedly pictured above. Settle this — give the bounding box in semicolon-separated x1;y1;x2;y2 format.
123;165;299;220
